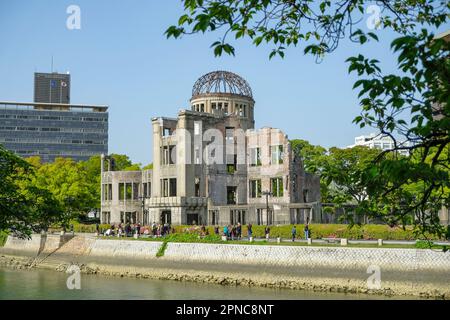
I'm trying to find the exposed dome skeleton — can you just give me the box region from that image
[191,71,253,99]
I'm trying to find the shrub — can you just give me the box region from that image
[415,240,432,249]
[70,221,110,233]
[156,241,168,257]
[323,206,335,214]
[154,233,222,257]
[164,233,221,243]
[0,230,8,247]
[76,222,442,240]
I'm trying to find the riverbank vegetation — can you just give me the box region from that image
[0,145,63,238]
[0,147,148,238]
[0,231,8,247]
[24,154,146,213]
[68,221,110,233]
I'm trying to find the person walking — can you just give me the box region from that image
[291,225,297,242]
[223,225,229,239]
[201,224,206,236]
[136,223,141,237]
[152,222,157,237]
[264,226,270,240]
[236,223,242,240]
[247,223,253,240]
[304,224,309,240]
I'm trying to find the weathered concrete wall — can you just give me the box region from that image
[2,235,450,298]
[88,239,161,259]
[163,242,450,272]
[2,235,43,256]
[1,234,73,257]
[101,170,143,224]
[3,235,450,272]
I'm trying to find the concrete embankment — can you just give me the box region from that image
[1,234,449,299]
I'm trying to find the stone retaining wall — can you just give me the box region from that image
[2,235,450,299]
[3,235,450,272]
[162,242,450,271]
[88,239,161,259]
[3,235,43,255]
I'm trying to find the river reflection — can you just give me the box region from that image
[0,268,414,300]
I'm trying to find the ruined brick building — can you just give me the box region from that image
[100,71,320,226]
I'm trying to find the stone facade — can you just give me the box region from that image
[101,71,320,226]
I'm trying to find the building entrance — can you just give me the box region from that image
[161,210,171,224]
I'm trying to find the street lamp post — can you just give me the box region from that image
[262,191,272,225]
[101,154,116,225]
[138,195,151,225]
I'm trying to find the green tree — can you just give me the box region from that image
[166,1,448,58]
[290,139,331,202]
[0,145,62,238]
[143,163,153,170]
[79,155,103,209]
[167,0,449,236]
[347,30,450,236]
[290,139,327,174]
[360,145,450,236]
[122,164,142,171]
[77,154,142,210]
[107,154,141,171]
[321,146,380,222]
[28,157,97,217]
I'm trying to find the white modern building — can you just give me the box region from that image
[348,133,411,156]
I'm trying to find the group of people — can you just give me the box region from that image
[212,223,310,242]
[291,224,310,241]
[99,221,311,242]
[217,223,248,240]
[100,222,173,238]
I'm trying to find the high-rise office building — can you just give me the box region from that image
[0,101,108,162]
[1,70,108,162]
[34,72,71,104]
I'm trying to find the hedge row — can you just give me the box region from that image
[72,222,111,233]
[47,221,111,234]
[174,224,440,240]
[67,223,441,240]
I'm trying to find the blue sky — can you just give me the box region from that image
[0,1,448,165]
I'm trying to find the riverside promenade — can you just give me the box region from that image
[1,234,450,299]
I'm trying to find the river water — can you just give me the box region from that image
[0,268,412,300]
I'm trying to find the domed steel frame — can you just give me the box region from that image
[192,71,253,99]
